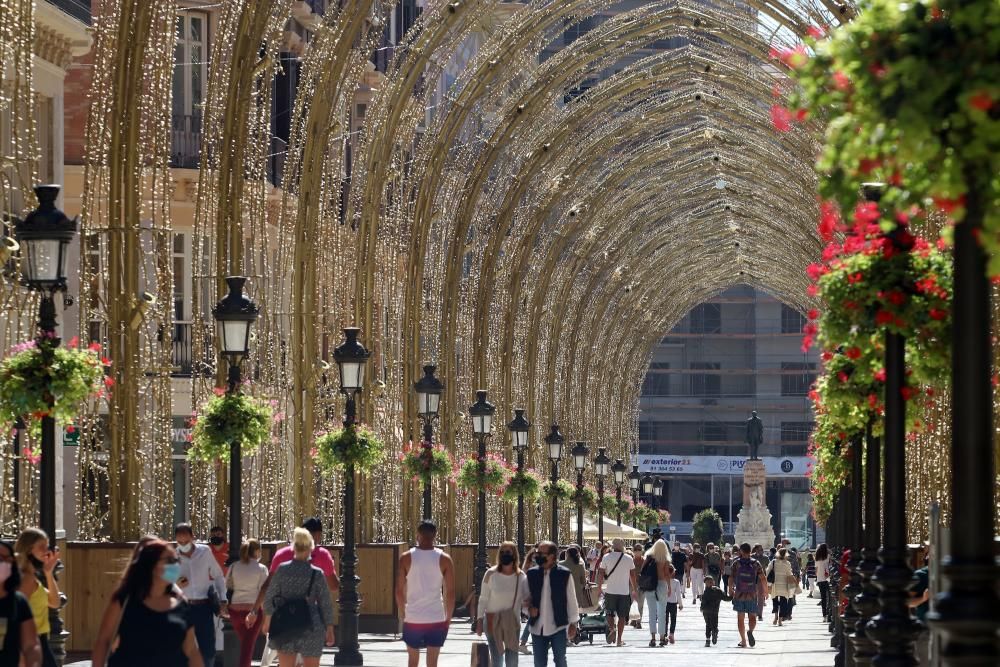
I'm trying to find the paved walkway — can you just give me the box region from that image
[67,590,835,666]
[322,588,836,666]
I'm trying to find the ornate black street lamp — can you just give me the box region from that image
[612,459,627,526]
[14,184,76,545]
[413,364,443,520]
[853,426,882,666]
[628,465,641,503]
[332,327,369,666]
[211,276,259,565]
[469,390,496,598]
[507,409,530,559]
[544,424,565,542]
[866,185,918,665]
[652,477,663,515]
[571,441,589,548]
[594,447,611,544]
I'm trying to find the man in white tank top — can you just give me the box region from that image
[395,520,455,667]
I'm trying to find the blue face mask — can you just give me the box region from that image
[162,562,182,584]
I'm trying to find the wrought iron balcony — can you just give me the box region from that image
[171,114,202,169]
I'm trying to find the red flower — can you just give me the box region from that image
[869,62,887,78]
[806,284,818,297]
[886,290,907,306]
[213,386,226,396]
[874,369,886,383]
[807,309,819,320]
[104,376,115,388]
[969,91,994,112]
[932,195,965,215]
[900,386,915,401]
[818,201,840,241]
[807,25,825,39]
[847,272,864,284]
[806,263,826,281]
[858,158,881,175]
[837,371,849,383]
[845,347,861,360]
[770,104,792,132]
[821,351,834,362]
[929,308,948,321]
[832,70,850,91]
[88,343,101,352]
[854,201,881,226]
[67,336,79,348]
[875,310,894,325]
[795,108,808,122]
[867,393,878,408]
[66,425,75,434]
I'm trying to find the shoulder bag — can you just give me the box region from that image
[269,568,317,640]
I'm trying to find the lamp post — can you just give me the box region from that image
[332,327,369,666]
[867,186,918,665]
[571,441,589,548]
[413,364,443,520]
[470,390,496,598]
[507,409,530,559]
[211,276,259,565]
[640,473,653,531]
[652,477,663,511]
[14,184,76,545]
[853,425,882,667]
[628,465,641,503]
[612,459,627,526]
[545,424,565,542]
[594,447,610,545]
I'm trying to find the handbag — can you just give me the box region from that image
[269,569,317,639]
[207,584,222,615]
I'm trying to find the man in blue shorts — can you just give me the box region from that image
[728,542,767,648]
[396,521,455,667]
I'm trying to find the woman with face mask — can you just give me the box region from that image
[0,539,42,666]
[226,539,268,667]
[476,541,530,666]
[14,529,59,667]
[91,540,205,667]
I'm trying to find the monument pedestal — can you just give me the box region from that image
[735,459,775,548]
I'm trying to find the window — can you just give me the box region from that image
[641,362,670,396]
[690,362,721,396]
[781,304,807,334]
[702,422,727,441]
[780,421,814,442]
[172,11,208,167]
[781,362,816,396]
[690,303,721,333]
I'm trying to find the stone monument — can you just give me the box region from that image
[735,412,775,547]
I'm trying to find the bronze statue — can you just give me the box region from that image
[745,410,763,460]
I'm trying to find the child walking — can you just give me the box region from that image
[699,575,731,646]
[663,564,683,644]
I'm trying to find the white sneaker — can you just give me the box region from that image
[519,644,531,655]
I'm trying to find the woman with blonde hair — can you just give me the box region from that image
[640,539,673,647]
[226,539,269,667]
[262,528,335,666]
[477,541,529,666]
[14,528,60,667]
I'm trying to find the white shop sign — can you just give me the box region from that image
[633,455,811,477]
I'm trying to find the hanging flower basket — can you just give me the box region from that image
[189,390,272,462]
[658,509,671,525]
[313,424,386,474]
[502,469,543,502]
[455,454,510,496]
[803,205,952,389]
[570,485,598,512]
[596,493,618,517]
[615,497,634,518]
[0,338,108,436]
[806,415,855,525]
[400,441,455,486]
[628,502,659,528]
[541,478,574,503]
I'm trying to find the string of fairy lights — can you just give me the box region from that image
[0,0,994,544]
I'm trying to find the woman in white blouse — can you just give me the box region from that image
[477,541,530,667]
[226,539,269,667]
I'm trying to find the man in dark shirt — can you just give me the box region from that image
[670,543,688,599]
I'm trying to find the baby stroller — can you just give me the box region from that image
[575,597,607,645]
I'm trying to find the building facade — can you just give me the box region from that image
[636,285,820,547]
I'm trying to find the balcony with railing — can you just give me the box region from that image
[171,114,202,169]
[170,322,214,377]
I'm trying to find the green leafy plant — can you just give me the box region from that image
[502,469,543,502]
[807,416,855,524]
[541,478,574,502]
[692,508,724,546]
[628,502,659,528]
[0,337,108,438]
[456,454,510,496]
[616,497,634,518]
[313,424,386,473]
[189,390,272,462]
[775,0,999,273]
[596,493,618,517]
[400,442,455,485]
[570,485,597,512]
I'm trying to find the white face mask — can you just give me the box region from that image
[0,562,11,583]
[176,542,193,554]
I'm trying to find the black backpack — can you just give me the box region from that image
[638,555,658,592]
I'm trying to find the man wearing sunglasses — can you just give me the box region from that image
[525,541,578,667]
